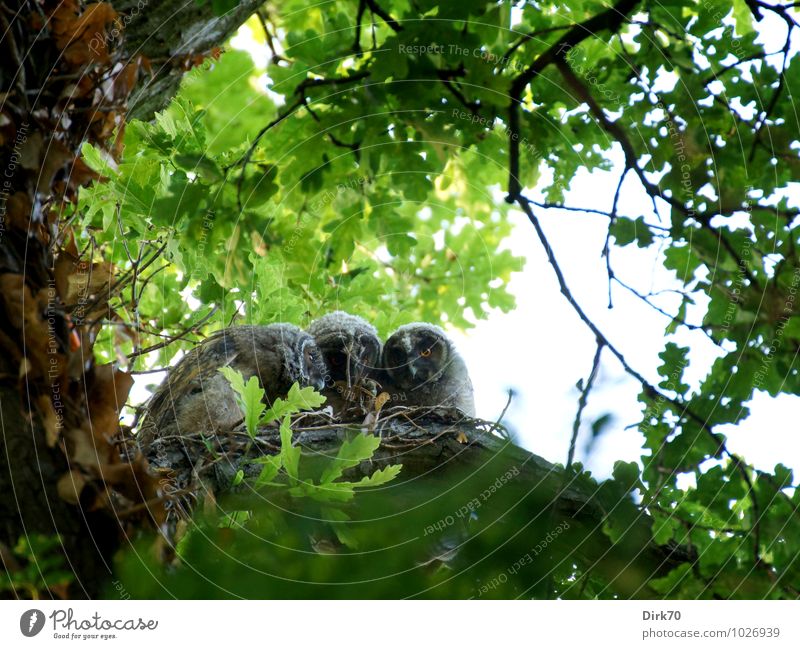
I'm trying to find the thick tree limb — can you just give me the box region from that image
[137,410,694,597]
[112,0,265,120]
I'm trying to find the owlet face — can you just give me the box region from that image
[383,327,450,390]
[297,336,327,391]
[306,312,381,390]
[322,332,381,387]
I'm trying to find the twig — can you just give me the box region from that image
[528,199,670,231]
[556,59,762,290]
[69,238,168,319]
[229,71,370,210]
[436,67,481,115]
[127,306,218,360]
[612,276,717,343]
[513,193,766,568]
[568,341,603,469]
[700,49,776,87]
[256,9,286,64]
[486,389,514,439]
[353,0,367,52]
[603,169,628,309]
[506,0,641,199]
[500,24,573,67]
[748,28,792,162]
[364,0,403,33]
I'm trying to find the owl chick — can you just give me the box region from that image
[306,311,382,420]
[381,323,475,417]
[138,323,327,448]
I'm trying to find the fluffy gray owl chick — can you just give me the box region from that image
[139,324,326,449]
[306,311,382,419]
[381,323,475,416]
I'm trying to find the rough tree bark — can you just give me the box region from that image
[0,0,260,598]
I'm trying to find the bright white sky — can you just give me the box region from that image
[129,9,800,484]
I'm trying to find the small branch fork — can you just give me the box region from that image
[568,340,604,469]
[505,0,641,200]
[227,71,370,210]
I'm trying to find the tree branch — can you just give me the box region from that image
[568,341,604,469]
[364,0,403,33]
[506,0,641,199]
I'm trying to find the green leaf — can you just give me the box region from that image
[240,164,279,206]
[610,217,653,248]
[253,455,282,487]
[612,460,641,493]
[649,564,694,596]
[218,367,266,438]
[657,343,691,395]
[219,510,251,529]
[279,416,300,484]
[322,507,360,549]
[320,434,382,484]
[81,143,116,177]
[262,383,326,424]
[173,152,223,183]
[351,464,403,488]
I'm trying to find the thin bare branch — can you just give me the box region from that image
[568,341,603,469]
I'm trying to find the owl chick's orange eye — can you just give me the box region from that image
[420,348,432,358]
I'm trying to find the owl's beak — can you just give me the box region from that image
[314,376,326,391]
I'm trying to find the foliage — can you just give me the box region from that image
[209,369,401,550]
[77,41,522,370]
[0,535,74,599]
[73,0,800,597]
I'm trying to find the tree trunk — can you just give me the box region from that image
[0,0,259,598]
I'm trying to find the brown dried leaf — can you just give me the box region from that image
[49,583,71,600]
[57,469,87,505]
[54,249,77,304]
[5,192,31,230]
[100,456,160,506]
[36,139,72,195]
[51,2,119,66]
[374,391,390,413]
[64,260,114,316]
[202,489,217,518]
[69,154,101,189]
[86,364,133,441]
[139,55,152,77]
[36,395,62,447]
[0,541,23,572]
[64,425,107,470]
[18,131,43,170]
[0,274,62,380]
[18,357,33,379]
[113,61,139,101]
[66,366,132,472]
[0,112,15,148]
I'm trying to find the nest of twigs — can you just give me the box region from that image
[117,406,509,530]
